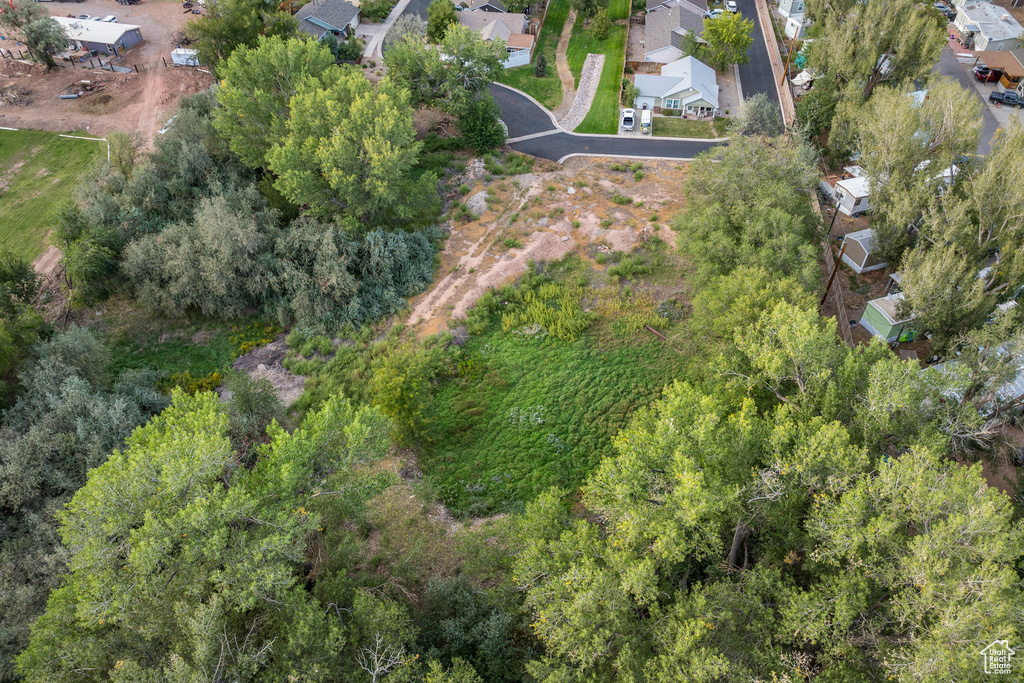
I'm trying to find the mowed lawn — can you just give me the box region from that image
[568,0,630,134]
[0,129,101,261]
[652,116,718,138]
[495,0,570,111]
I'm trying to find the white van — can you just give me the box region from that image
[100,15,117,22]
[640,109,652,134]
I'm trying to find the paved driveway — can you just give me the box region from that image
[492,84,722,162]
[735,0,782,118]
[933,47,1001,156]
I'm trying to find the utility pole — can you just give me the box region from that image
[821,240,847,307]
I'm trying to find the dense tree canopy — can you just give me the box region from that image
[513,303,1024,683]
[701,12,754,72]
[185,0,298,70]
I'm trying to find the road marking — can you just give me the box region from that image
[505,129,560,144]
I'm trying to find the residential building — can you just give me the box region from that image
[643,1,707,63]
[52,16,142,56]
[646,0,706,14]
[295,0,360,41]
[976,48,1024,91]
[954,3,1024,51]
[468,0,509,12]
[778,0,804,18]
[633,55,718,115]
[458,9,534,67]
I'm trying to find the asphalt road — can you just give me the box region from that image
[933,48,999,156]
[399,0,432,20]
[735,0,782,118]
[492,84,722,161]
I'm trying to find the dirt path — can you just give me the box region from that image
[405,157,691,336]
[552,9,578,121]
[31,245,61,275]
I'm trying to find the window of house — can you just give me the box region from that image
[664,98,680,109]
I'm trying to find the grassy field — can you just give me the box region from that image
[567,1,629,135]
[652,116,718,138]
[0,129,102,262]
[418,246,691,517]
[494,0,570,111]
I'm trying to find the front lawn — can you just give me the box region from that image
[569,21,627,134]
[494,0,570,111]
[652,116,719,138]
[0,129,102,261]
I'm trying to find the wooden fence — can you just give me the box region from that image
[753,0,796,125]
[822,241,855,347]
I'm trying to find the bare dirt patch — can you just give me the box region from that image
[406,156,690,336]
[226,334,306,408]
[0,0,211,146]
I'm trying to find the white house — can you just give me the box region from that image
[834,175,870,216]
[778,0,805,18]
[458,10,534,68]
[954,3,1024,52]
[785,15,807,39]
[633,55,718,115]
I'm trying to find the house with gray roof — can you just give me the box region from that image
[633,55,718,115]
[295,0,360,41]
[646,0,706,14]
[644,2,707,63]
[469,0,509,11]
[458,9,534,67]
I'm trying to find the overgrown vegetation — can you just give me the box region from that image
[494,0,569,110]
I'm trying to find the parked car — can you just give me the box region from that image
[725,0,737,12]
[76,14,91,19]
[990,91,1024,107]
[621,108,635,131]
[640,109,651,134]
[100,15,117,21]
[973,65,1002,82]
[704,8,724,18]
[933,2,950,11]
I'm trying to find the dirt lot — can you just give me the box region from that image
[0,0,211,146]
[406,155,689,336]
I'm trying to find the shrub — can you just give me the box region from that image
[460,94,506,152]
[600,219,613,227]
[534,53,547,77]
[459,184,470,195]
[611,194,633,205]
[163,370,223,394]
[629,162,643,172]
[634,170,645,181]
[549,207,564,218]
[607,253,654,281]
[500,281,595,342]
[504,237,523,248]
[595,252,609,264]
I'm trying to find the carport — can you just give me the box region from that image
[975,50,1024,92]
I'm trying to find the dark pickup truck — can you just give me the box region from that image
[990,91,1024,107]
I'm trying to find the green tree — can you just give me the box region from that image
[0,248,38,319]
[0,0,45,30]
[533,53,547,77]
[385,14,426,52]
[121,185,280,319]
[897,243,994,353]
[621,79,639,107]
[570,0,599,19]
[590,9,610,44]
[855,79,982,264]
[677,27,701,58]
[16,390,393,682]
[729,92,782,136]
[806,0,945,101]
[21,17,67,69]
[459,93,506,152]
[427,0,458,43]
[0,329,166,682]
[370,337,460,443]
[701,12,754,72]
[214,34,335,169]
[185,0,298,70]
[268,68,438,225]
[385,23,506,116]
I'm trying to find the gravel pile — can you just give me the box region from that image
[558,54,605,131]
